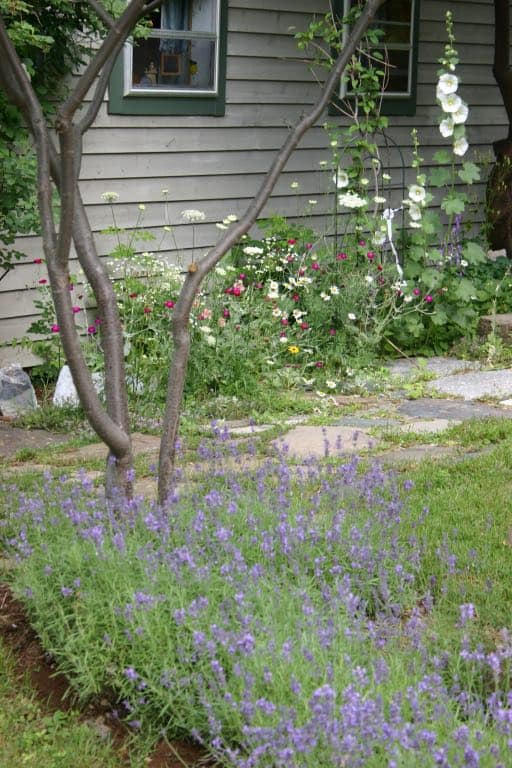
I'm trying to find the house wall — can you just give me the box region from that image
[0,0,507,365]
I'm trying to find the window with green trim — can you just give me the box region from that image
[331,0,420,116]
[108,0,227,116]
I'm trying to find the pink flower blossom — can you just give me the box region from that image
[87,325,97,334]
[33,258,43,264]
[287,239,296,245]
[292,294,300,302]
[50,324,60,333]
[305,243,313,250]
[129,292,138,299]
[336,252,348,261]
[143,307,152,314]
[413,288,420,296]
[38,278,47,284]
[329,328,336,336]
[164,300,175,309]
[424,294,433,303]
[71,306,81,314]
[223,308,230,318]
[315,361,324,368]
[311,262,320,271]
[300,322,309,330]
[367,251,375,260]
[281,318,289,326]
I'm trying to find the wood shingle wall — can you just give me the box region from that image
[0,0,507,364]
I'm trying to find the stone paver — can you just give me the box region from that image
[386,356,481,379]
[396,398,512,421]
[393,418,459,435]
[427,369,512,401]
[275,426,377,459]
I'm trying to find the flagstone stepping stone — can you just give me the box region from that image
[386,356,481,379]
[397,398,512,420]
[393,418,459,434]
[276,425,377,458]
[426,369,512,401]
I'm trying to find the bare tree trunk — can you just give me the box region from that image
[157,0,386,504]
[0,1,159,500]
[487,0,512,254]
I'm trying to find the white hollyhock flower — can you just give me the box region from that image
[338,192,367,208]
[452,102,469,125]
[409,203,422,222]
[439,93,462,114]
[408,184,426,204]
[453,136,469,156]
[440,117,454,137]
[437,73,459,95]
[334,170,349,188]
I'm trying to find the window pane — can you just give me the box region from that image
[149,0,218,34]
[132,37,216,90]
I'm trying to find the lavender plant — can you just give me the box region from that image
[2,438,512,766]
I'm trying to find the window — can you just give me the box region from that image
[108,0,228,116]
[331,0,420,116]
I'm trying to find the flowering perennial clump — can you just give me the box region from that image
[3,439,512,766]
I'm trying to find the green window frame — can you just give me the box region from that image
[330,0,420,117]
[108,0,228,116]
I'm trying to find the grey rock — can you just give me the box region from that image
[426,369,512,401]
[386,356,481,380]
[0,364,38,417]
[53,365,103,407]
[276,425,377,459]
[397,398,512,420]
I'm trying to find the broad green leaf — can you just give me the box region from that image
[454,278,477,302]
[441,194,466,215]
[458,162,480,185]
[433,150,452,165]
[428,167,452,187]
[431,308,448,325]
[421,268,443,289]
[463,241,487,265]
[421,211,441,235]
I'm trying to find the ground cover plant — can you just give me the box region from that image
[2,431,512,767]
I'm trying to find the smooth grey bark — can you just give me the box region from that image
[156,0,386,504]
[0,0,385,505]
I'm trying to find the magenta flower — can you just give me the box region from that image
[33,258,43,264]
[413,288,420,296]
[87,325,97,334]
[336,252,348,261]
[38,278,47,284]
[367,251,376,260]
[71,306,81,314]
[280,318,289,326]
[315,360,324,368]
[424,294,433,303]
[50,324,60,333]
[164,300,175,309]
[222,308,230,319]
[143,307,152,314]
[329,328,336,336]
[287,238,296,245]
[311,262,320,271]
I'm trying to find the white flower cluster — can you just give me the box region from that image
[181,209,206,223]
[402,183,427,229]
[437,72,469,156]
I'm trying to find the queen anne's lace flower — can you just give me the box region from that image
[338,192,367,209]
[181,209,206,222]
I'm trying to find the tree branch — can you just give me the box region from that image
[86,0,115,29]
[157,0,387,503]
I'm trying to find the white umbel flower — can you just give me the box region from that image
[181,209,206,222]
[338,192,367,209]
